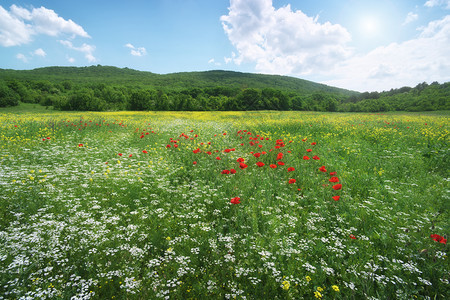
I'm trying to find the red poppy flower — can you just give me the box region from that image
[118,153,123,156]
[311,142,317,145]
[288,178,296,184]
[332,195,340,201]
[216,156,221,160]
[193,148,200,154]
[430,234,447,244]
[276,153,283,160]
[142,150,148,154]
[230,169,237,174]
[287,167,295,172]
[129,154,133,157]
[237,158,245,163]
[277,161,285,166]
[269,164,277,169]
[224,149,231,153]
[174,144,178,148]
[312,155,320,160]
[78,143,83,147]
[166,144,171,148]
[306,149,312,152]
[332,184,342,190]
[349,234,357,240]
[303,156,310,160]
[319,166,327,172]
[239,162,248,169]
[193,161,197,165]
[230,197,241,204]
[221,169,230,174]
[330,172,337,176]
[256,162,265,167]
[206,151,212,155]
[329,177,339,183]
[253,152,261,158]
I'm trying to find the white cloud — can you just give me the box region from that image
[0,4,89,47]
[67,56,75,63]
[424,0,450,9]
[125,43,147,56]
[220,0,352,75]
[208,58,221,66]
[402,12,418,25]
[323,15,450,91]
[0,6,33,46]
[60,40,96,62]
[16,53,28,62]
[34,48,46,57]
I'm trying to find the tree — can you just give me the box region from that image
[0,81,19,107]
[129,89,152,110]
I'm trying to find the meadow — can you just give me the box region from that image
[0,106,448,299]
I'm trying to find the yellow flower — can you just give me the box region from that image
[281,280,290,290]
[332,285,340,292]
[314,291,322,298]
[305,276,312,282]
[317,287,324,292]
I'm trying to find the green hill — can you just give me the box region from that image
[0,65,357,97]
[2,65,447,112]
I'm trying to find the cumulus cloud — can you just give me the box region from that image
[220,0,352,75]
[402,12,418,25]
[34,48,46,57]
[323,15,450,91]
[0,4,90,47]
[125,43,147,56]
[16,53,28,62]
[424,0,450,9]
[60,40,96,62]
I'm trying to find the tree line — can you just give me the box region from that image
[1,78,448,112]
[0,79,344,112]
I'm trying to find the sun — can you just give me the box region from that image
[360,16,379,35]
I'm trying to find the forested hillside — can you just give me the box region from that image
[0,65,448,111]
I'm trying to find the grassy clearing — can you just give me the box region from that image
[0,109,448,299]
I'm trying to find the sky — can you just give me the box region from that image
[0,0,449,92]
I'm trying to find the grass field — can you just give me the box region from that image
[0,105,448,299]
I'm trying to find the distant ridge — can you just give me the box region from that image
[0,65,358,97]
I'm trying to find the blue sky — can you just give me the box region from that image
[0,0,449,91]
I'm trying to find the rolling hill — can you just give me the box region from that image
[0,65,358,97]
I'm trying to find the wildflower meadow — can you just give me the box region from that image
[0,108,448,299]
